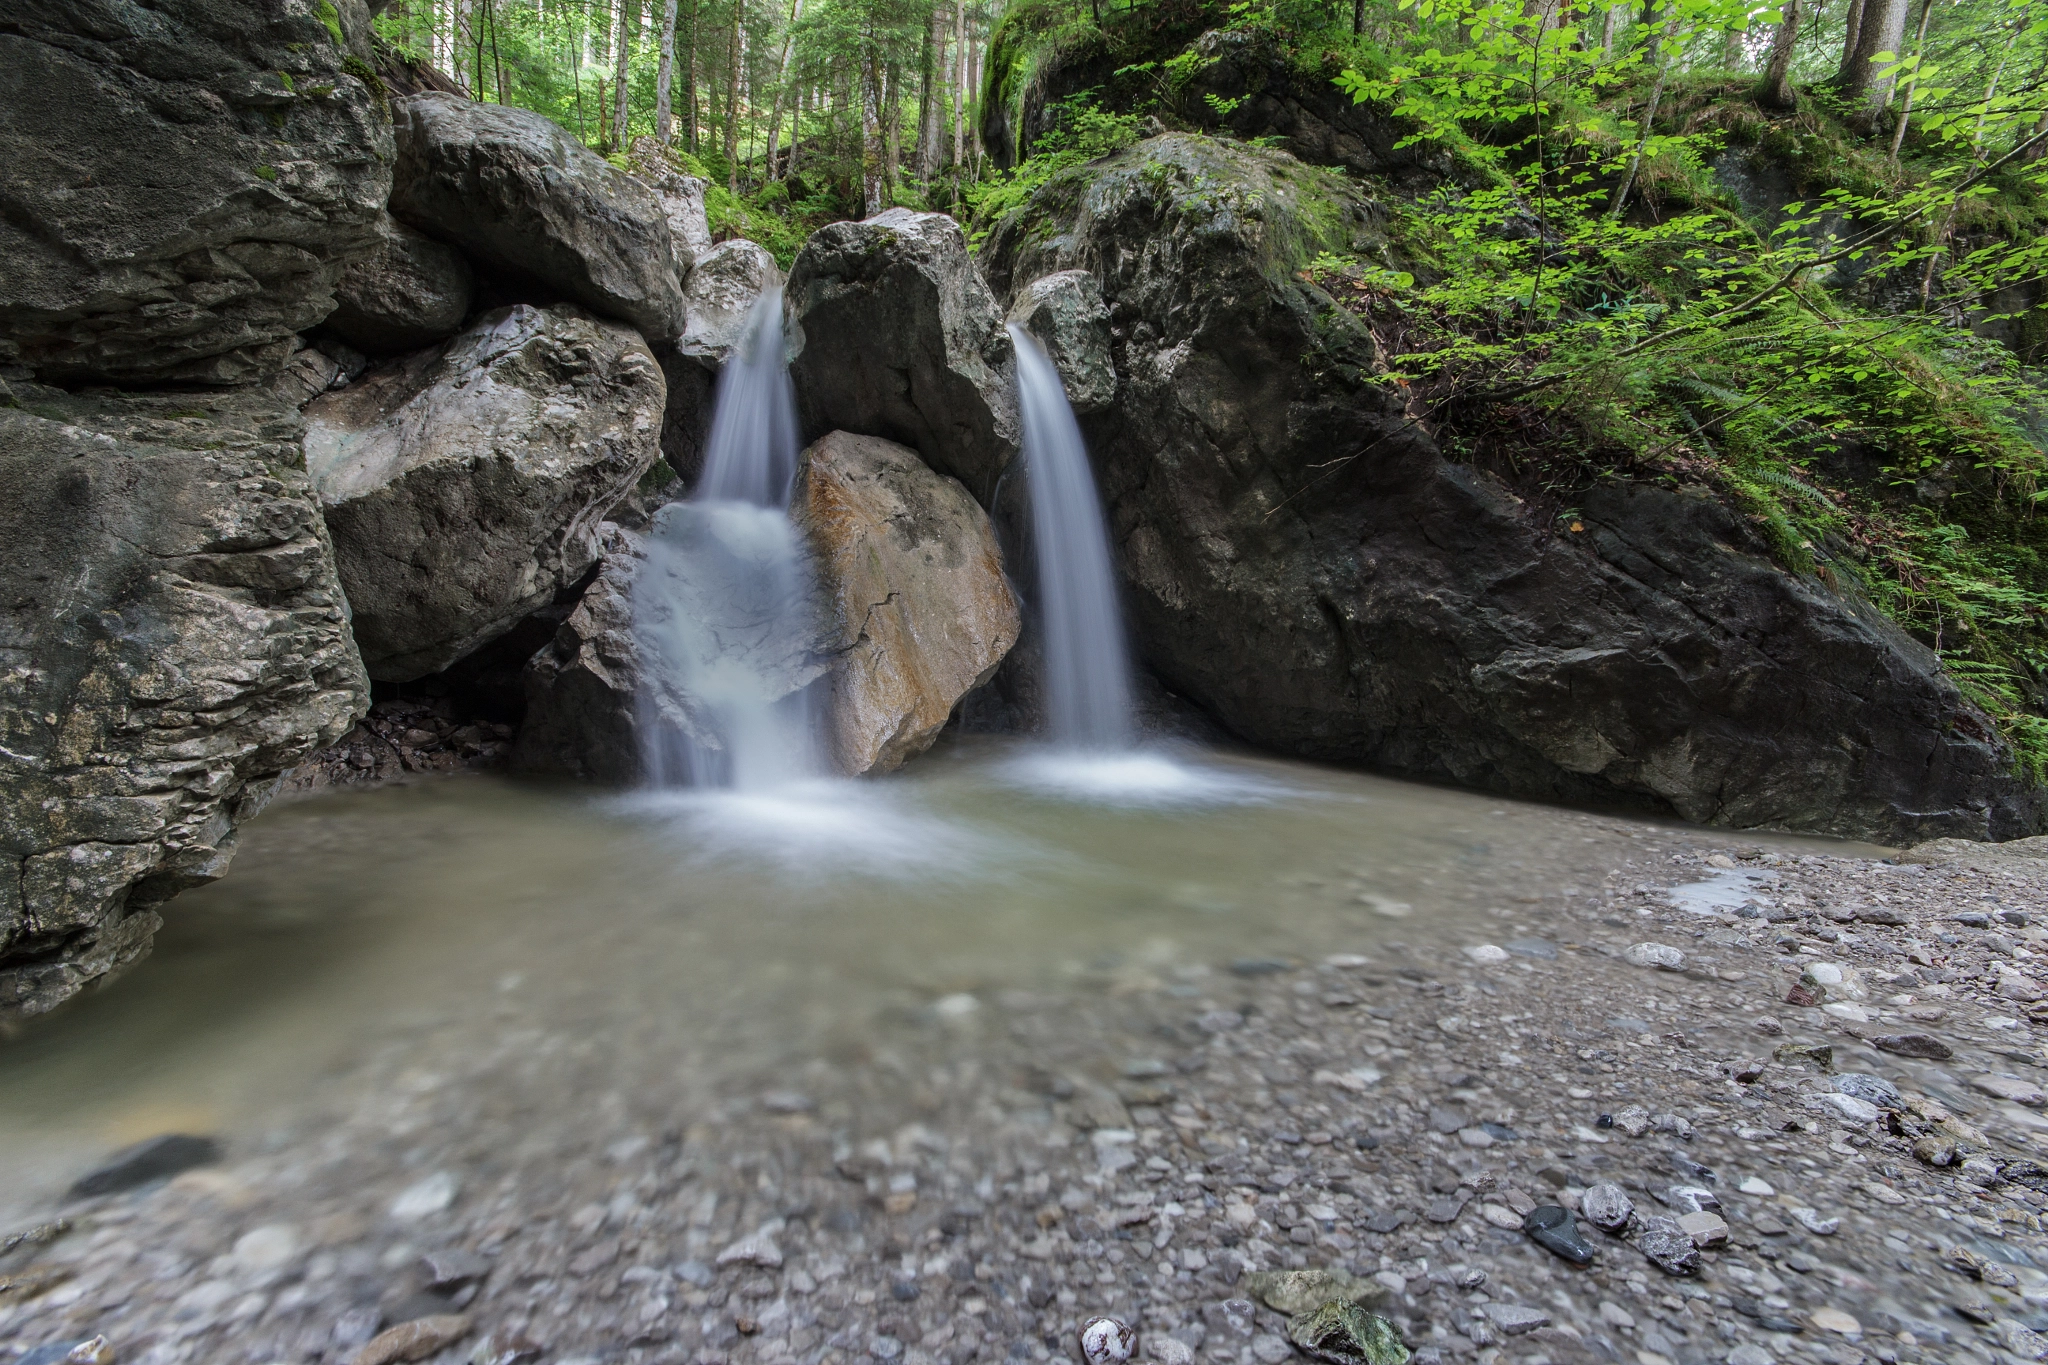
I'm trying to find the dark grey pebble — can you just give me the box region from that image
[68,1134,220,1198]
[1523,1205,1594,1264]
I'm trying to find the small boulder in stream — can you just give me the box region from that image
[390,93,686,338]
[788,210,1020,503]
[794,432,1021,774]
[304,303,665,682]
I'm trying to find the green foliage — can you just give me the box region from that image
[965,88,1142,237]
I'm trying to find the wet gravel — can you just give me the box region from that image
[4,824,2048,1365]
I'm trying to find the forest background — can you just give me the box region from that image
[372,0,2048,775]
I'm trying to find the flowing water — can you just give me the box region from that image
[635,290,823,790]
[1008,325,1136,753]
[0,739,1856,1224]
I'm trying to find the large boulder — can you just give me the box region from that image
[1007,270,1116,415]
[794,433,1022,774]
[661,240,782,486]
[0,0,393,385]
[323,214,476,354]
[0,381,368,1021]
[304,303,665,682]
[981,134,2041,843]
[515,526,648,785]
[628,136,715,274]
[390,94,686,339]
[787,210,1020,504]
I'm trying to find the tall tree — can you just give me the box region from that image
[614,0,638,151]
[1838,0,1907,108]
[657,0,680,143]
[1758,0,1801,108]
[1887,0,1935,159]
[952,0,967,167]
[725,2,744,190]
[764,0,808,180]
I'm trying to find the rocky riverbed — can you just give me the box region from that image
[3,764,2046,1365]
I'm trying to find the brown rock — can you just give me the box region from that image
[1872,1032,1953,1060]
[349,1313,470,1365]
[792,432,1021,775]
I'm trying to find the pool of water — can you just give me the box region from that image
[0,737,1859,1224]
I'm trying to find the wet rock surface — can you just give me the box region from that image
[7,815,2048,1364]
[794,433,1022,776]
[1006,272,1116,416]
[513,525,650,785]
[788,210,1021,504]
[0,0,393,385]
[0,381,367,1023]
[389,94,686,339]
[979,133,2041,844]
[304,303,664,681]
[663,241,784,487]
[322,215,477,356]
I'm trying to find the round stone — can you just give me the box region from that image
[1810,1307,1860,1334]
[1080,1317,1136,1365]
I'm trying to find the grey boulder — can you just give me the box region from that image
[516,526,649,785]
[0,0,394,385]
[794,433,1021,774]
[323,214,476,354]
[788,209,1020,503]
[628,136,714,274]
[1007,270,1116,414]
[662,239,783,486]
[980,133,2038,843]
[390,94,686,338]
[304,304,665,681]
[0,383,368,1021]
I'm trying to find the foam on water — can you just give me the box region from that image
[999,746,1294,808]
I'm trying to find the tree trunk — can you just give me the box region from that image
[967,24,982,168]
[1837,0,1906,110]
[657,0,679,142]
[724,6,743,191]
[1886,0,1935,159]
[1600,2,1621,52]
[882,58,903,200]
[952,0,967,168]
[916,4,946,179]
[1837,0,1867,81]
[613,0,636,152]
[1353,0,1364,36]
[763,0,805,180]
[683,0,699,151]
[1757,0,1800,109]
[453,0,475,96]
[1611,19,1676,217]
[861,56,886,216]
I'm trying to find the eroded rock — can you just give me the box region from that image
[304,304,664,681]
[794,433,1021,775]
[0,0,393,384]
[0,384,368,1020]
[662,241,783,485]
[788,209,1020,502]
[390,94,685,338]
[323,214,476,354]
[1007,269,1116,414]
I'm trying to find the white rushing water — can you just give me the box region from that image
[1008,324,1136,751]
[634,289,823,790]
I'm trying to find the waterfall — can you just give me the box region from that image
[1008,324,1136,751]
[634,289,823,790]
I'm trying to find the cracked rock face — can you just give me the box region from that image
[515,527,649,785]
[794,432,1020,775]
[304,303,665,682]
[0,0,394,385]
[981,133,2040,842]
[0,382,369,1021]
[390,94,686,339]
[787,210,1020,505]
[322,213,476,355]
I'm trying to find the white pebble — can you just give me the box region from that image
[1080,1316,1136,1365]
[1624,942,1685,971]
[1465,944,1510,964]
[388,1172,458,1221]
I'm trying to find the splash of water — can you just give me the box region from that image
[1008,324,1136,751]
[634,289,824,790]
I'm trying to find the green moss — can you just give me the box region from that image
[314,0,345,46]
[253,165,279,182]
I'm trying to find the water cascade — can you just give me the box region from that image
[1008,324,1137,751]
[634,289,824,790]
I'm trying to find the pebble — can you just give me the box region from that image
[1633,1216,1699,1275]
[1079,1316,1135,1365]
[388,1172,458,1221]
[1624,942,1686,970]
[1813,1092,1880,1123]
[1832,1073,1900,1107]
[1480,1303,1550,1335]
[1872,1032,1952,1059]
[1725,1347,1776,1365]
[1808,1307,1860,1335]
[348,1314,470,1365]
[1738,1177,1775,1195]
[1522,1205,1595,1264]
[16,1338,113,1365]
[1251,1334,1293,1365]
[66,1134,220,1198]
[716,1229,785,1268]
[1579,1182,1634,1232]
[1463,944,1509,964]
[1147,1337,1194,1365]
[1973,1073,2047,1105]
[470,1329,545,1365]
[1607,1105,1651,1137]
[1506,938,1557,959]
[1790,1207,1841,1235]
[230,1223,300,1274]
[418,1249,491,1292]
[1676,1211,1729,1246]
